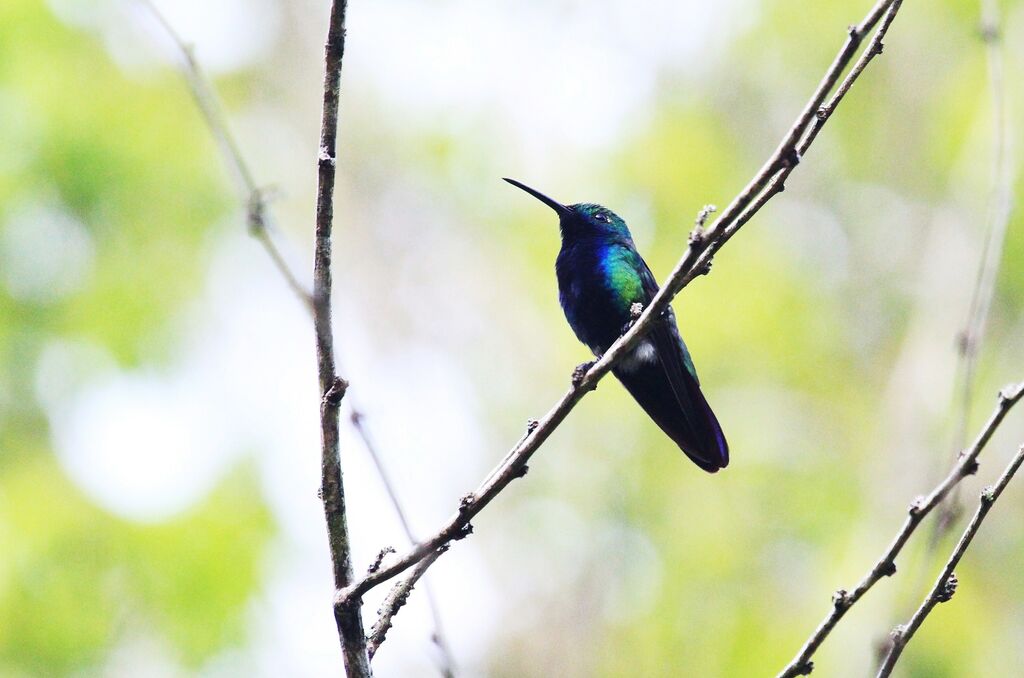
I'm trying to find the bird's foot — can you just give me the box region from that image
[571,361,595,388]
[618,303,646,334]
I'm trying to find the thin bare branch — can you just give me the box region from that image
[137,0,313,310]
[337,0,908,609]
[931,0,1017,542]
[139,3,455,670]
[957,0,1015,446]
[367,546,448,661]
[351,412,456,675]
[776,381,1024,678]
[310,2,372,675]
[877,439,1024,676]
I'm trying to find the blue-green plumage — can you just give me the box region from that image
[505,178,729,472]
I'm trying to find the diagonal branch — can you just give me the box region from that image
[776,381,1024,678]
[930,0,1018,543]
[137,0,314,311]
[351,412,456,675]
[366,546,448,661]
[340,0,908,611]
[877,439,1024,676]
[954,0,1016,449]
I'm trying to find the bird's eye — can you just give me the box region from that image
[595,213,609,223]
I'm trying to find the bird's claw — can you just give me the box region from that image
[572,361,595,388]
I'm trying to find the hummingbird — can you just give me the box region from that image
[505,178,728,472]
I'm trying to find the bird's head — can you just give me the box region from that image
[504,178,632,242]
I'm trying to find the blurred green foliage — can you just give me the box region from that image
[0,2,272,674]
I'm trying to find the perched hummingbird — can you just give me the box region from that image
[505,178,729,472]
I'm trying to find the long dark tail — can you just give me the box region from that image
[614,361,729,472]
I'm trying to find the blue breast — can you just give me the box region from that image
[556,241,643,355]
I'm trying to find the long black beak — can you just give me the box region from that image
[503,178,572,217]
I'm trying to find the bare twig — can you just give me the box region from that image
[877,440,1024,676]
[138,3,456,670]
[693,204,717,231]
[310,2,372,676]
[776,382,1024,678]
[367,546,449,661]
[931,0,1017,543]
[336,0,908,609]
[956,0,1015,451]
[351,412,456,675]
[137,0,314,310]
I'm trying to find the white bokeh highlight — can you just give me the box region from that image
[1,198,95,304]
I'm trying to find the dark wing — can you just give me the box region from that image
[621,256,729,471]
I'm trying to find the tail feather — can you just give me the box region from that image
[615,361,729,472]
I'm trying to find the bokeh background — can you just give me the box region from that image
[2,0,1023,676]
